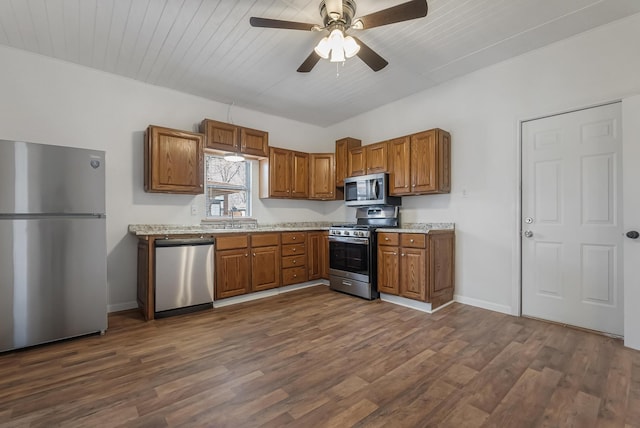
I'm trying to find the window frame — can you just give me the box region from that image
[204,153,252,219]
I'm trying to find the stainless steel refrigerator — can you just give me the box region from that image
[0,140,107,352]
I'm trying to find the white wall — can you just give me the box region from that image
[0,45,341,310]
[328,13,640,314]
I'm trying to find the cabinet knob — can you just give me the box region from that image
[293,248,296,252]
[401,253,405,257]
[292,236,296,240]
[245,253,248,257]
[405,185,409,188]
[385,237,390,241]
[393,252,397,256]
[293,274,297,278]
[293,260,297,264]
[253,253,256,257]
[410,239,414,243]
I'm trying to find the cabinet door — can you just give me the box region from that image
[307,232,323,280]
[377,245,400,295]
[322,232,330,280]
[366,141,388,174]
[388,136,411,195]
[400,247,427,301]
[428,233,455,308]
[241,127,269,157]
[410,130,437,194]
[200,119,238,152]
[347,147,366,177]
[268,147,291,198]
[309,153,336,200]
[215,248,250,299]
[145,126,204,194]
[336,138,361,186]
[251,245,280,291]
[291,151,309,199]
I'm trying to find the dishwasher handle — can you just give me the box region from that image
[155,237,215,247]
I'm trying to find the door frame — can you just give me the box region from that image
[514,99,622,319]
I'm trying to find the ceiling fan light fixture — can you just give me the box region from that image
[330,46,345,63]
[223,152,245,162]
[343,35,360,58]
[314,36,331,59]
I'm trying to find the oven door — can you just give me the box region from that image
[328,236,371,283]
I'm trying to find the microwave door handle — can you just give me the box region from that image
[372,179,379,199]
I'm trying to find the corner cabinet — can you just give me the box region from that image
[144,125,204,194]
[377,231,455,309]
[200,118,269,158]
[389,129,451,195]
[259,147,309,199]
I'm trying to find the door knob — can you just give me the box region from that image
[523,230,533,238]
[626,230,640,239]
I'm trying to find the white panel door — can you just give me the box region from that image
[522,103,623,336]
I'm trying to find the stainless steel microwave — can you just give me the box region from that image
[343,173,401,207]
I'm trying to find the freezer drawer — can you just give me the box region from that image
[155,238,214,316]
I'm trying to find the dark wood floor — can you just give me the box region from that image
[1,285,639,427]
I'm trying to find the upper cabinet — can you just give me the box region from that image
[259,147,309,199]
[144,125,204,194]
[200,118,268,158]
[335,137,361,186]
[347,141,389,177]
[389,129,451,195]
[309,153,336,200]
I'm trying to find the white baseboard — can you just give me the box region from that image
[108,301,138,313]
[380,293,433,313]
[454,294,513,315]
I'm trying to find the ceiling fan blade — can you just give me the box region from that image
[297,51,322,73]
[351,36,388,72]
[324,0,343,18]
[250,17,317,31]
[355,0,428,29]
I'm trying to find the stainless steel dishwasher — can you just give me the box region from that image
[155,237,215,318]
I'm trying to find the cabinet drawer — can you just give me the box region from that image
[400,233,426,248]
[282,255,306,268]
[378,233,399,246]
[281,232,306,244]
[282,243,306,256]
[282,266,308,285]
[251,233,280,247]
[216,234,248,250]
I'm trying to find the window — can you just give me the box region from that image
[205,154,251,218]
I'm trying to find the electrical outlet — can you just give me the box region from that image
[191,205,198,216]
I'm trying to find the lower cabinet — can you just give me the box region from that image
[307,231,324,281]
[377,231,455,309]
[215,234,251,300]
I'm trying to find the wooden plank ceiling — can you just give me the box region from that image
[0,0,639,126]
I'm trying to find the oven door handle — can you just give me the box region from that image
[328,236,370,245]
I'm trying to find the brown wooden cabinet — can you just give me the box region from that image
[377,231,455,309]
[144,125,204,194]
[215,234,250,300]
[281,232,307,285]
[322,231,330,280]
[200,118,268,158]
[389,129,451,195]
[307,231,323,281]
[309,153,337,200]
[260,147,309,199]
[335,137,361,186]
[250,233,281,292]
[347,141,388,177]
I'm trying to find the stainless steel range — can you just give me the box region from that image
[329,206,399,300]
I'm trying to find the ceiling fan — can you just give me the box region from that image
[249,0,428,73]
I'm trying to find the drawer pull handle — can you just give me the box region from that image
[292,237,296,240]
[293,274,297,278]
[385,237,389,241]
[342,281,352,286]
